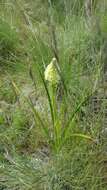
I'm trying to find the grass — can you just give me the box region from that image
[0,0,107,189]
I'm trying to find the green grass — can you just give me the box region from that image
[0,0,107,189]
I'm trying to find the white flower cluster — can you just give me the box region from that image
[44,58,60,85]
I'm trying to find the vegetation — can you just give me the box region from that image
[0,0,107,189]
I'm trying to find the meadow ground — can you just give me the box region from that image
[0,1,107,189]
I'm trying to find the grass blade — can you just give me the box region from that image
[61,92,94,146]
[70,133,94,142]
[38,67,55,127]
[11,79,51,142]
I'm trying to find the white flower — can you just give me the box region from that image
[44,58,60,84]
